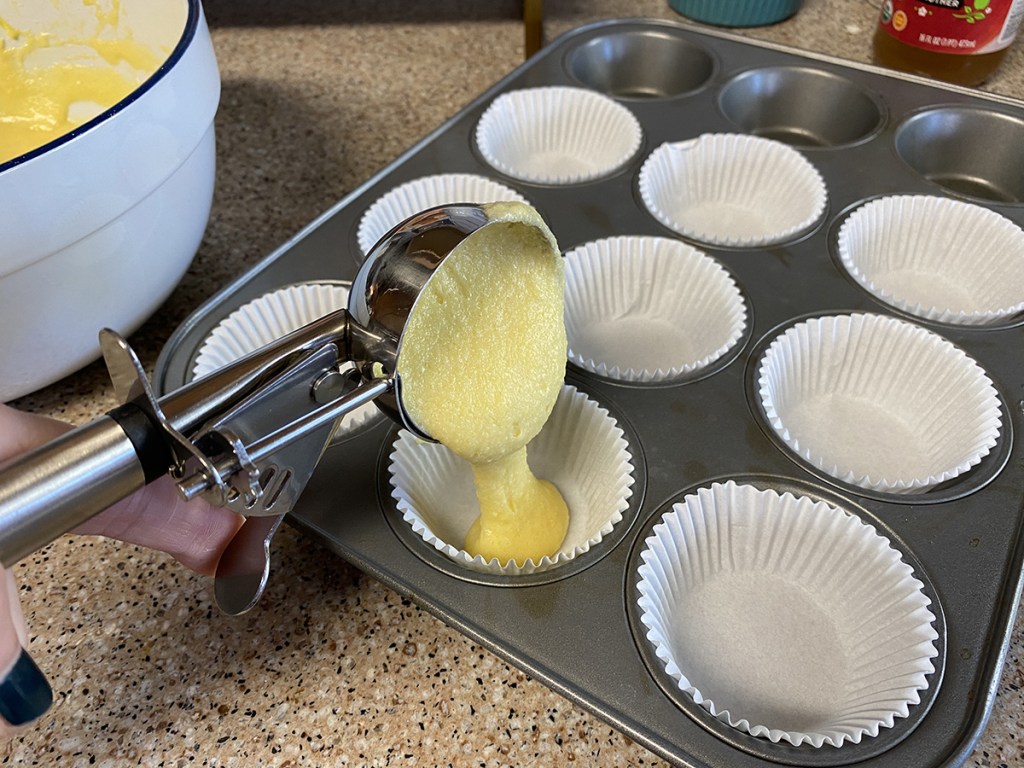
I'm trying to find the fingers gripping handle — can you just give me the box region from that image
[0,329,197,568]
[0,410,156,567]
[0,312,358,570]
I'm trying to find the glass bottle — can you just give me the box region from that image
[873,0,1024,86]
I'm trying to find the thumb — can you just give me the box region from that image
[0,567,51,736]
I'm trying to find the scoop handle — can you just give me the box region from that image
[0,410,154,567]
[0,307,366,570]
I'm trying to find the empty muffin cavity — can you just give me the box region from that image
[636,480,939,748]
[837,195,1024,326]
[639,133,827,247]
[719,66,882,147]
[475,86,642,185]
[895,108,1024,204]
[566,29,714,99]
[564,235,747,382]
[757,313,1002,493]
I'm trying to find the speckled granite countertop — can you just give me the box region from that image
[5,0,1024,765]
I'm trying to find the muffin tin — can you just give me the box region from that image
[154,19,1024,768]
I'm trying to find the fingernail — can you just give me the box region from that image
[0,648,52,726]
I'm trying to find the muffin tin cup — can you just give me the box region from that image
[635,480,939,749]
[718,66,884,148]
[638,133,827,247]
[836,195,1024,326]
[388,384,635,576]
[565,28,715,99]
[895,107,1024,204]
[474,86,643,185]
[191,282,380,439]
[756,313,1002,494]
[564,235,748,383]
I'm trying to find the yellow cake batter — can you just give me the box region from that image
[0,1,161,163]
[397,202,569,566]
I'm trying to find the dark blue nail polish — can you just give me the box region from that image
[0,648,52,726]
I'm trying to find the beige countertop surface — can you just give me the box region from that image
[5,0,1024,765]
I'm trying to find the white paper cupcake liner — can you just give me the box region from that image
[837,195,1024,326]
[192,283,380,437]
[757,313,1002,493]
[638,133,827,247]
[475,86,643,185]
[356,174,529,256]
[389,384,635,575]
[636,480,939,748]
[564,236,747,382]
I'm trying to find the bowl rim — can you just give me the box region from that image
[0,0,201,175]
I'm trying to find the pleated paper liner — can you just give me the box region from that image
[564,235,748,382]
[191,282,381,438]
[355,173,529,257]
[638,133,827,247]
[837,195,1024,326]
[475,86,643,185]
[757,313,1002,494]
[635,480,939,749]
[388,384,635,576]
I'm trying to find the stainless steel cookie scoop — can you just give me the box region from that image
[0,202,514,614]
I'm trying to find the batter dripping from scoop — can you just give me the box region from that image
[397,202,569,566]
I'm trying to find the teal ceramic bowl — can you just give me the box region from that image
[668,0,803,27]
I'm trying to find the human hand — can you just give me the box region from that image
[0,404,243,735]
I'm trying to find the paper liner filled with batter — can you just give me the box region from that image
[638,133,826,247]
[564,235,747,382]
[757,313,1001,493]
[475,86,642,184]
[356,173,529,257]
[837,195,1024,326]
[192,282,380,437]
[389,384,635,575]
[636,480,939,748]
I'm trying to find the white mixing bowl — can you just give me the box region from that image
[0,0,220,401]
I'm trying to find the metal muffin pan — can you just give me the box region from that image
[155,19,1024,768]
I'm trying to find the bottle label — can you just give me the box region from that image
[879,0,1024,54]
